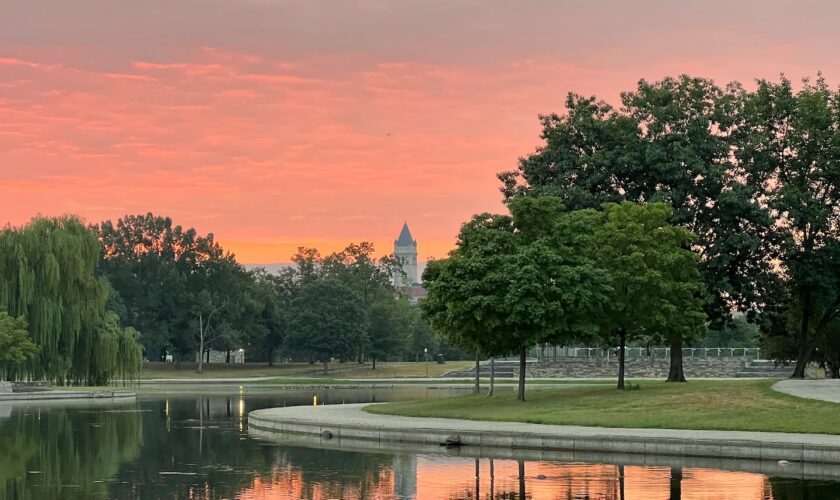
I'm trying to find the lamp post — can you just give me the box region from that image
[424,347,429,378]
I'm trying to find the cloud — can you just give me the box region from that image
[3,1,840,262]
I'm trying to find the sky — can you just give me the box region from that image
[2,0,840,264]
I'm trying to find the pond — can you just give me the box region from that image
[1,385,839,499]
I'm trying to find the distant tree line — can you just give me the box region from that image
[0,213,458,385]
[424,74,840,398]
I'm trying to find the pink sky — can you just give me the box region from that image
[2,1,839,263]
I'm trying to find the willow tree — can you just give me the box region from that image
[0,216,140,385]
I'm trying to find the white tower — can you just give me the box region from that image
[394,222,418,287]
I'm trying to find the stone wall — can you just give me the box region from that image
[523,356,749,378]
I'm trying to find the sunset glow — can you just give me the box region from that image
[3,1,840,263]
[236,456,773,499]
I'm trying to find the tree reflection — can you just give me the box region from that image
[0,402,142,499]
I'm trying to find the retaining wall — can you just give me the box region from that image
[524,356,748,378]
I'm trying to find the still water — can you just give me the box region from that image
[1,386,839,499]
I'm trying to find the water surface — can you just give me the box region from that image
[1,386,838,499]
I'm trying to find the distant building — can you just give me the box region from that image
[394,222,418,287]
[393,222,427,303]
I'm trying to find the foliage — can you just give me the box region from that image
[736,76,840,377]
[0,216,141,385]
[422,196,611,400]
[0,312,38,379]
[285,279,367,373]
[285,243,422,366]
[585,203,708,387]
[499,75,775,380]
[697,315,760,348]
[95,213,230,360]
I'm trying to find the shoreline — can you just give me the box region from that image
[248,403,840,465]
[0,390,136,402]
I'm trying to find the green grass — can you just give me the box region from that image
[366,379,840,434]
[140,361,476,380]
[250,377,613,386]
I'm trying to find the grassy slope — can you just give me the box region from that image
[139,361,475,380]
[366,380,840,434]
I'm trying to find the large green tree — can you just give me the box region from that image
[0,216,140,385]
[500,75,774,381]
[422,196,609,401]
[736,76,840,378]
[96,213,233,361]
[582,203,708,388]
[286,279,367,374]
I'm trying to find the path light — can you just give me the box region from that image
[313,395,317,406]
[424,347,429,377]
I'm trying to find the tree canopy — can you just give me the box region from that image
[423,196,611,400]
[0,216,142,385]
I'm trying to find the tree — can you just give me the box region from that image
[244,269,288,365]
[736,75,840,378]
[0,216,142,385]
[0,312,38,380]
[500,75,774,382]
[286,279,367,374]
[404,304,438,362]
[422,196,609,401]
[366,296,409,369]
[95,213,229,361]
[320,242,402,363]
[584,203,708,388]
[190,257,253,373]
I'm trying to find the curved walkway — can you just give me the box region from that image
[772,379,840,403]
[249,403,840,464]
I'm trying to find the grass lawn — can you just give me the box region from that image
[140,361,475,380]
[365,379,840,434]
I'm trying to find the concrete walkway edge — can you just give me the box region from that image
[249,403,840,465]
[0,391,136,402]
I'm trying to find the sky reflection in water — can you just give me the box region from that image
[0,387,838,499]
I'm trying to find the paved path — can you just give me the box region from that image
[773,379,840,403]
[249,403,840,464]
[251,403,840,446]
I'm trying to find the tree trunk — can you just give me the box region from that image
[225,349,231,364]
[197,314,205,374]
[488,356,495,397]
[617,329,626,390]
[667,337,687,382]
[793,289,814,378]
[268,348,275,367]
[474,350,480,394]
[323,359,328,375]
[518,347,526,402]
[372,356,376,370]
[792,339,817,379]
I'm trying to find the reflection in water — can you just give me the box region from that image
[0,400,142,499]
[235,453,781,499]
[1,388,840,499]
